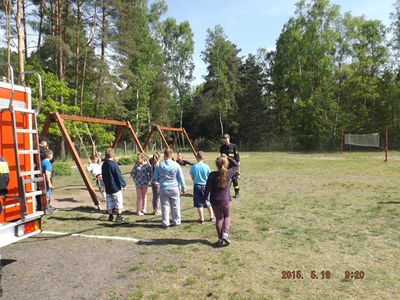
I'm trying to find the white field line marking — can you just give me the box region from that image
[42,230,140,243]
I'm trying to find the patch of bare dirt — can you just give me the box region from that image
[1,234,155,300]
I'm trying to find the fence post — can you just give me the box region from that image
[384,125,388,162]
[340,128,344,156]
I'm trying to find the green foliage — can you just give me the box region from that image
[201,25,241,135]
[4,0,400,152]
[25,60,78,136]
[113,0,168,136]
[161,17,195,126]
[268,0,391,150]
[52,161,72,176]
[117,156,136,166]
[194,137,219,152]
[235,54,268,150]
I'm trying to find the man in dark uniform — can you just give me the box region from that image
[219,134,240,198]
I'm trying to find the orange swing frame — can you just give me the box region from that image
[143,125,197,158]
[41,112,145,208]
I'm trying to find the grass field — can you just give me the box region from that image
[44,152,400,299]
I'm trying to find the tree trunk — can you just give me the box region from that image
[179,108,183,128]
[80,45,89,115]
[80,4,97,116]
[50,0,55,35]
[332,74,342,148]
[63,0,69,41]
[219,110,224,136]
[4,0,11,71]
[180,108,186,148]
[16,0,25,84]
[50,0,57,67]
[37,0,44,51]
[22,0,28,60]
[136,89,140,134]
[94,1,107,116]
[74,1,81,106]
[94,71,103,116]
[57,0,66,160]
[101,0,106,62]
[147,102,151,125]
[94,0,107,116]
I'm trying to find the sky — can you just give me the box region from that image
[159,0,395,85]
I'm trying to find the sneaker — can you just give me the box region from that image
[197,219,204,224]
[209,217,215,222]
[137,211,144,216]
[115,215,126,222]
[222,233,231,245]
[107,215,114,222]
[160,224,169,229]
[216,238,227,247]
[233,190,239,198]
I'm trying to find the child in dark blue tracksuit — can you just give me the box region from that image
[102,148,126,222]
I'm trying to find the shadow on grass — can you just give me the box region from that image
[0,259,17,267]
[56,197,80,203]
[138,238,216,247]
[49,216,100,222]
[55,206,104,214]
[55,206,194,215]
[377,201,400,205]
[53,185,87,191]
[134,219,198,224]
[98,222,161,229]
[97,218,202,229]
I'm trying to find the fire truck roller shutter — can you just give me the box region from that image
[0,156,10,196]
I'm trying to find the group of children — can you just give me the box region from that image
[85,147,238,247]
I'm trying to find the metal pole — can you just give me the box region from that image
[0,63,14,109]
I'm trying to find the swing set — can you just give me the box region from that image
[41,112,145,208]
[40,113,197,208]
[143,125,197,158]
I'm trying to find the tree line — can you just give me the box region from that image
[1,0,400,154]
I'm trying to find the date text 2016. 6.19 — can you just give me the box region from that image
[281,270,332,280]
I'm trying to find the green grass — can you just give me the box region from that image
[45,151,400,299]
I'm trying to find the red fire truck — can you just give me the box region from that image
[0,63,46,248]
